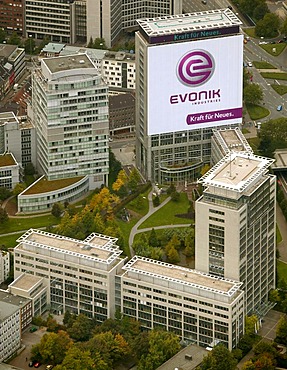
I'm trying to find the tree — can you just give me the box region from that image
[0,187,11,201]
[255,13,280,38]
[53,346,96,370]
[171,191,180,202]
[259,118,287,157]
[281,17,287,36]
[13,183,26,196]
[167,246,180,264]
[63,310,76,328]
[24,37,36,54]
[200,345,237,370]
[0,208,8,224]
[275,315,287,344]
[153,195,160,207]
[51,203,63,218]
[127,168,141,192]
[149,228,159,248]
[244,84,263,106]
[67,314,95,342]
[137,330,181,370]
[7,31,21,45]
[24,162,36,176]
[0,29,7,43]
[253,2,269,21]
[33,330,73,365]
[245,315,259,336]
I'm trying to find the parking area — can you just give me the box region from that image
[8,327,47,370]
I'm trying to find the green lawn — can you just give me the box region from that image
[261,72,287,81]
[139,193,192,229]
[277,260,287,280]
[133,226,192,245]
[247,137,261,154]
[117,218,140,257]
[0,215,59,235]
[271,84,287,96]
[126,190,150,217]
[244,28,256,38]
[253,61,276,69]
[246,104,270,120]
[259,43,286,56]
[0,233,24,249]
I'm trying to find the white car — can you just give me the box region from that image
[248,62,253,67]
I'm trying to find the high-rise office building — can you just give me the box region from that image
[195,151,276,315]
[135,9,243,184]
[31,53,109,189]
[87,0,182,48]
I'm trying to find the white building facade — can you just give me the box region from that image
[0,302,21,362]
[14,229,126,321]
[195,152,276,316]
[31,53,109,189]
[135,10,243,184]
[118,256,244,350]
[0,250,10,284]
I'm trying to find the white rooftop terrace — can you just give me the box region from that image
[124,256,242,298]
[137,8,241,37]
[16,229,122,264]
[199,152,274,192]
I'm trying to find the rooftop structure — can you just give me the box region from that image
[21,176,85,195]
[43,53,96,74]
[17,229,122,264]
[9,273,44,292]
[124,256,242,299]
[138,9,241,37]
[199,152,274,193]
[0,290,30,308]
[212,127,253,154]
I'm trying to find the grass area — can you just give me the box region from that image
[244,28,256,38]
[0,215,59,235]
[253,61,276,69]
[241,128,250,134]
[0,233,24,249]
[126,190,150,217]
[247,137,261,154]
[133,226,192,245]
[271,84,287,96]
[259,43,286,56]
[23,176,84,195]
[277,260,287,280]
[139,193,192,229]
[246,104,270,120]
[277,224,282,244]
[261,72,287,80]
[117,218,140,257]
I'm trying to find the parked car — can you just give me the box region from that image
[34,363,41,368]
[277,105,283,111]
[202,0,207,3]
[248,61,252,67]
[29,326,37,332]
[28,362,34,368]
[46,366,54,370]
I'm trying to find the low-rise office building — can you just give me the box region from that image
[0,301,21,362]
[119,256,244,350]
[14,229,126,321]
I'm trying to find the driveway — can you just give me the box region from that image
[8,327,47,370]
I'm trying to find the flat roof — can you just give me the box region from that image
[0,290,30,306]
[272,149,287,170]
[213,128,253,154]
[0,111,18,124]
[43,53,95,74]
[42,43,65,53]
[16,229,122,264]
[0,300,19,323]
[199,152,273,192]
[9,273,43,291]
[124,256,241,297]
[137,9,241,37]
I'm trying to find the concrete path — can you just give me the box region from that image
[128,189,171,255]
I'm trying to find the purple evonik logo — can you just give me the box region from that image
[177,50,215,87]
